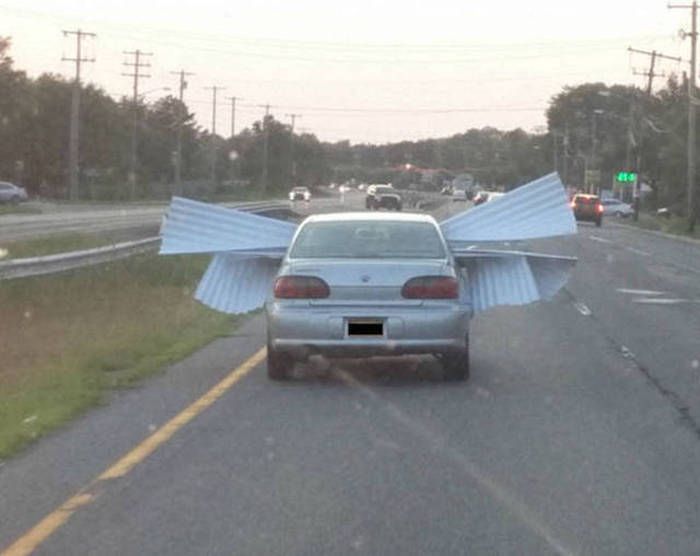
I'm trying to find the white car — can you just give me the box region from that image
[289,187,311,202]
[601,198,633,217]
[452,189,467,202]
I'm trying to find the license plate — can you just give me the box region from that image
[347,320,384,336]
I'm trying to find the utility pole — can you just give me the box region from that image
[227,96,242,138]
[259,104,271,193]
[62,29,96,201]
[628,47,681,94]
[122,49,152,199]
[170,69,194,196]
[205,86,225,184]
[285,113,302,185]
[669,1,698,231]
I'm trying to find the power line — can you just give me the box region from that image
[628,46,682,93]
[61,29,96,201]
[122,49,153,198]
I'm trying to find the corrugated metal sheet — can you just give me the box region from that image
[159,197,297,255]
[441,172,577,243]
[453,249,577,314]
[195,253,282,314]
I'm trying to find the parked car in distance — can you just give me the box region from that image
[265,212,471,381]
[601,198,633,217]
[289,186,311,202]
[441,186,454,196]
[366,185,402,210]
[0,181,28,204]
[358,183,367,191]
[473,191,503,206]
[571,193,603,226]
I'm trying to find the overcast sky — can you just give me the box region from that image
[1,0,692,144]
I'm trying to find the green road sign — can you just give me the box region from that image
[616,171,637,183]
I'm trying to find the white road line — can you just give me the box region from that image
[573,302,592,316]
[616,288,667,296]
[588,235,612,244]
[633,298,692,305]
[624,246,651,257]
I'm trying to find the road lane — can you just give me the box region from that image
[3,197,700,555]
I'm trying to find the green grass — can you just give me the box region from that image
[0,253,241,459]
[0,204,42,216]
[1,233,125,260]
[622,212,700,241]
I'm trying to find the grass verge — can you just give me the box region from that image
[0,253,240,459]
[0,204,42,216]
[620,212,700,241]
[1,233,129,260]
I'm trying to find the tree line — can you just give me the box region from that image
[1,35,695,212]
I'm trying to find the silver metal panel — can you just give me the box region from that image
[159,197,297,255]
[195,253,282,314]
[454,249,577,314]
[441,173,577,243]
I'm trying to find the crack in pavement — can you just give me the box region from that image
[562,288,700,442]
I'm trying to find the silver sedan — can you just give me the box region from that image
[265,212,472,381]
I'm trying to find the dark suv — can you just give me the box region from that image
[571,194,603,227]
[366,185,402,211]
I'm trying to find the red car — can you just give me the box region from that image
[571,194,603,227]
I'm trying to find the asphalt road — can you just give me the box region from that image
[1,195,700,555]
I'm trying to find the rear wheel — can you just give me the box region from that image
[267,343,291,380]
[442,335,470,382]
[595,218,602,227]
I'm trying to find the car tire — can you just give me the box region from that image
[10,196,20,205]
[442,335,470,382]
[267,343,291,381]
[595,218,602,227]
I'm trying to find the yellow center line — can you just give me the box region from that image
[1,347,267,556]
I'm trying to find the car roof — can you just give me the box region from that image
[304,212,437,224]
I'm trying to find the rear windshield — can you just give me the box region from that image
[574,196,598,205]
[290,221,446,259]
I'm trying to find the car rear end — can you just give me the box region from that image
[572,195,603,226]
[265,215,471,372]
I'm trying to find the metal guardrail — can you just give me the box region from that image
[0,202,288,281]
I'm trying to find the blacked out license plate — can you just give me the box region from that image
[347,320,384,337]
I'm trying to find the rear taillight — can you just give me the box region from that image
[570,201,576,209]
[401,276,458,299]
[274,275,330,299]
[597,203,604,213]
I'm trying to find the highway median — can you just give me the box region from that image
[0,252,241,459]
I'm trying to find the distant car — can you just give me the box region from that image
[452,189,467,202]
[358,184,367,191]
[265,212,471,381]
[0,182,28,204]
[441,186,454,196]
[289,187,311,202]
[366,185,402,211]
[571,194,603,226]
[601,198,633,217]
[339,185,350,193]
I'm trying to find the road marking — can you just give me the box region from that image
[573,301,592,316]
[1,347,266,556]
[632,298,691,305]
[588,235,612,244]
[616,288,667,296]
[624,246,651,257]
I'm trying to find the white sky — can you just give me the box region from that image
[0,0,692,143]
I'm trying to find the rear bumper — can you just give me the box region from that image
[266,302,470,358]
